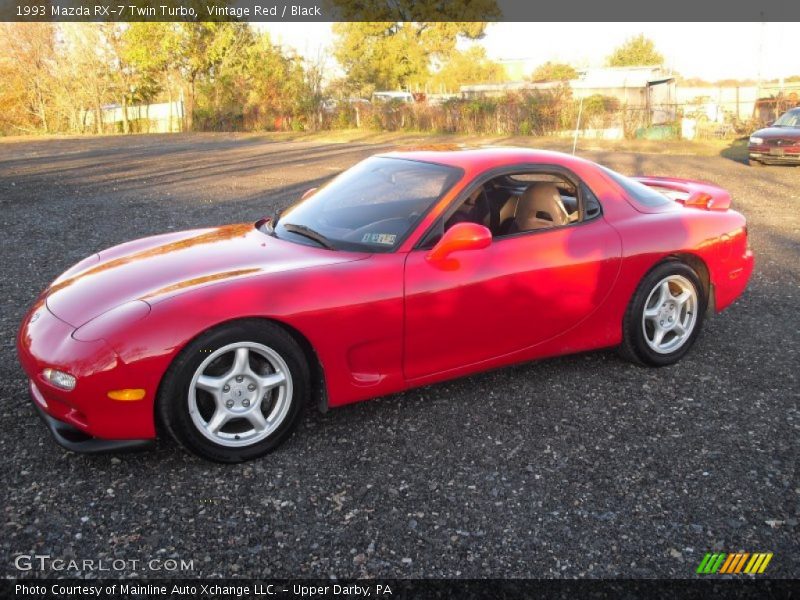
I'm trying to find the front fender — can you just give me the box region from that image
[109,256,407,411]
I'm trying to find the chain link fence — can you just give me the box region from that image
[315,89,799,141]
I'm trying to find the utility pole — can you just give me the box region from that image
[755,18,766,123]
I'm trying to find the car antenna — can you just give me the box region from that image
[572,96,584,156]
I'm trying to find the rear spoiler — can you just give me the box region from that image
[633,176,731,211]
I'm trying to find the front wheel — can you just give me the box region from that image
[620,262,706,367]
[158,320,309,462]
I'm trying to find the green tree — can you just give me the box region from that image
[236,32,307,130]
[606,34,664,67]
[103,24,143,133]
[121,24,182,124]
[530,61,578,82]
[428,46,506,93]
[122,23,177,96]
[329,0,499,22]
[0,21,315,135]
[333,20,496,94]
[177,22,254,130]
[123,24,309,131]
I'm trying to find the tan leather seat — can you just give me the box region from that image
[498,195,519,225]
[514,183,570,231]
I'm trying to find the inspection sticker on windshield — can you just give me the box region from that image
[362,233,397,245]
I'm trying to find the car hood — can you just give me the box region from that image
[45,223,366,327]
[751,126,800,140]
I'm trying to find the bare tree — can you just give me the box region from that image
[1,24,56,133]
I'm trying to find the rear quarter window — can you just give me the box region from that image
[601,167,672,208]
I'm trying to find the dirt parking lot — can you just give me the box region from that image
[0,133,797,578]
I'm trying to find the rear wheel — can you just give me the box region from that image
[620,261,706,367]
[748,159,764,167]
[158,320,309,462]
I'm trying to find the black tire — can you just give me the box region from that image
[748,159,764,168]
[620,261,706,367]
[157,319,309,463]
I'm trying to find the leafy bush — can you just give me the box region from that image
[323,87,578,136]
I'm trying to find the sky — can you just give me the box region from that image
[259,22,799,82]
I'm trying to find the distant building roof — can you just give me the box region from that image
[573,66,674,89]
[460,81,563,94]
[372,91,414,99]
[461,66,675,95]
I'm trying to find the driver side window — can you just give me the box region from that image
[444,171,582,237]
[443,185,493,231]
[420,169,598,250]
[494,173,578,236]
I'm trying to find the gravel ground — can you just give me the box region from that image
[0,133,797,579]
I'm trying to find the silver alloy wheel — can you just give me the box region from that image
[188,342,293,447]
[641,274,698,354]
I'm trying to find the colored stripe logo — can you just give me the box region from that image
[696,552,773,574]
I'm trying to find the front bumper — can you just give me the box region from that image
[749,149,800,164]
[30,382,152,454]
[17,301,157,441]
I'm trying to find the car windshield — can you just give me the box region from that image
[274,157,462,252]
[773,109,800,127]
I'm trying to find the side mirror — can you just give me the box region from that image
[300,187,317,201]
[426,222,492,262]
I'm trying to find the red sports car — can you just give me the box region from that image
[17,148,754,462]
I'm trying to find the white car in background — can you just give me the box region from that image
[371,91,414,104]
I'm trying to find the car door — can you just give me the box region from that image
[403,180,622,380]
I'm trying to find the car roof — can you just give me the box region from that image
[376,146,595,174]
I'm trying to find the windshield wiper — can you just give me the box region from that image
[281,223,337,250]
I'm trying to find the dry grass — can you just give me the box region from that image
[0,129,749,161]
[226,129,750,159]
